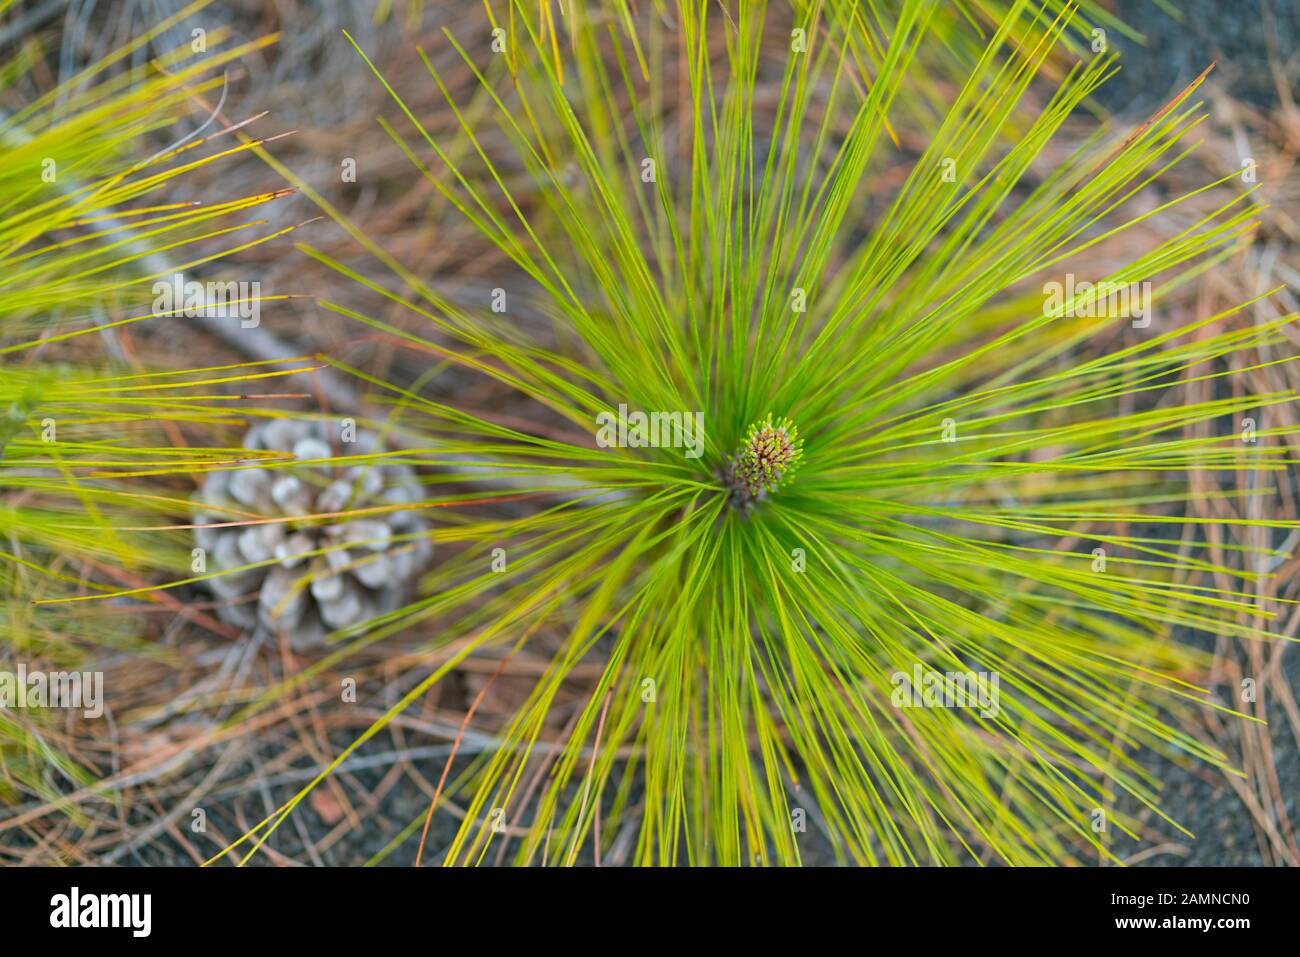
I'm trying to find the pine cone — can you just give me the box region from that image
[193,418,431,649]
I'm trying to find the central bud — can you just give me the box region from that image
[725,414,803,509]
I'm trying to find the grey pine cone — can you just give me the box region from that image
[194,418,431,649]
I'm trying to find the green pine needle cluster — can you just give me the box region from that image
[0,0,291,815]
[3,0,1295,868]
[196,0,1293,866]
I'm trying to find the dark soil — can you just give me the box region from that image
[1097,0,1300,115]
